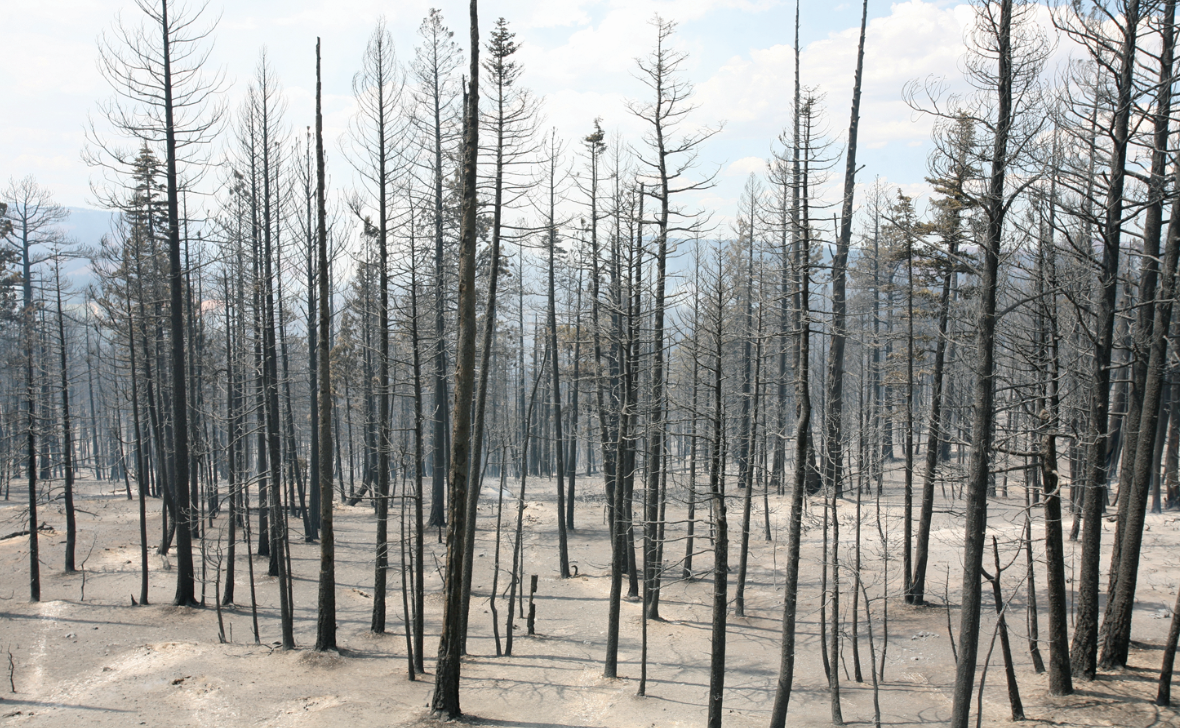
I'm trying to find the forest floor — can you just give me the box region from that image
[1,467,1179,727]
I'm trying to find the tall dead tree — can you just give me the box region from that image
[770,89,820,728]
[1099,0,1177,670]
[627,15,718,619]
[950,1,1018,723]
[1100,126,1180,670]
[411,9,462,529]
[430,0,479,716]
[313,37,338,653]
[93,0,225,607]
[910,114,974,604]
[344,18,406,636]
[820,0,868,498]
[1038,151,1072,694]
[705,244,729,728]
[459,16,536,653]
[1065,0,1142,680]
[52,255,77,573]
[3,178,67,601]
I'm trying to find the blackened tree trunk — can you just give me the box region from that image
[910,230,958,604]
[129,268,150,606]
[160,0,195,608]
[1099,152,1180,669]
[314,37,338,652]
[706,250,728,728]
[426,13,455,530]
[54,263,76,573]
[602,189,636,678]
[584,124,619,581]
[305,130,321,542]
[949,1,1013,723]
[683,254,702,579]
[430,0,479,715]
[821,0,868,498]
[566,276,581,531]
[1109,0,1174,598]
[1039,131,1072,696]
[409,220,427,672]
[11,188,45,602]
[259,68,293,647]
[545,133,570,579]
[1156,577,1180,704]
[459,18,517,653]
[902,205,915,604]
[1072,0,1141,680]
[986,536,1024,720]
[735,281,763,619]
[769,90,814,728]
[349,21,397,636]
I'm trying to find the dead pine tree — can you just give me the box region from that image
[313,36,338,654]
[411,8,462,531]
[3,178,68,602]
[603,177,641,679]
[458,16,537,654]
[626,15,719,621]
[682,247,702,581]
[1103,0,1176,669]
[704,243,730,728]
[940,1,1044,723]
[1059,0,1143,681]
[543,129,571,580]
[820,0,868,502]
[429,0,479,716]
[51,253,77,574]
[769,85,826,728]
[735,179,762,620]
[91,0,226,607]
[343,18,406,636]
[1036,127,1072,696]
[250,51,294,648]
[1100,0,1180,667]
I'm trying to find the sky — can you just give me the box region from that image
[2,1,1045,234]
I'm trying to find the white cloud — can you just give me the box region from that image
[726,156,767,177]
[697,1,975,150]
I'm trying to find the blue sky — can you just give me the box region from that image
[4,1,998,230]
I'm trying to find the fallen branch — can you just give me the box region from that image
[0,523,54,542]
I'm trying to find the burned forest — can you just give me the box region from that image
[5,1,1180,726]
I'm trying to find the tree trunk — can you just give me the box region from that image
[910,235,957,604]
[161,0,195,607]
[769,85,813,726]
[430,2,479,714]
[706,257,728,728]
[546,138,570,580]
[314,38,338,652]
[55,269,76,573]
[1099,148,1180,669]
[1072,0,1141,681]
[949,1,1012,723]
[821,0,868,498]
